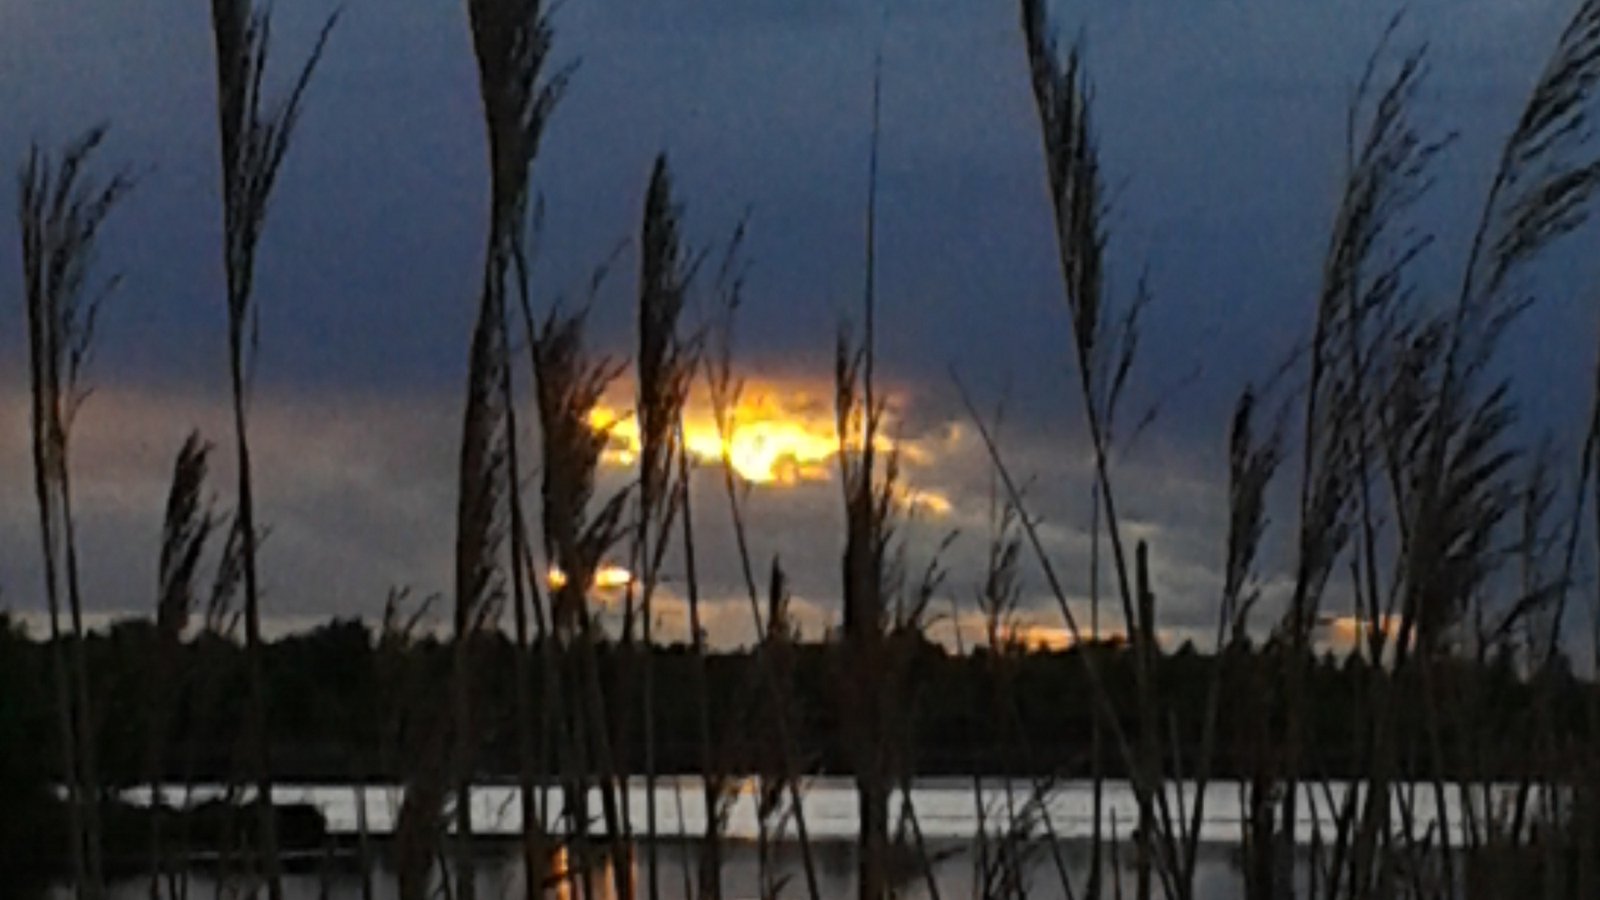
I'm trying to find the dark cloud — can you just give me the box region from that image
[1,0,1597,655]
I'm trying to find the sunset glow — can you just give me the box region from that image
[1319,614,1404,645]
[587,384,955,518]
[906,490,954,517]
[546,564,634,592]
[591,387,838,485]
[1012,624,1077,652]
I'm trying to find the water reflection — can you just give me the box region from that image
[51,776,1509,899]
[55,838,1259,900]
[545,842,630,900]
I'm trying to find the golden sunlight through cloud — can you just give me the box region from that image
[586,382,956,516]
[906,490,953,517]
[938,612,1133,653]
[590,387,836,485]
[1008,624,1093,652]
[1317,614,1404,647]
[546,564,634,592]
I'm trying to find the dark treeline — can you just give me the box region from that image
[1,614,1593,784]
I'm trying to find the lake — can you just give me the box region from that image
[53,777,1518,898]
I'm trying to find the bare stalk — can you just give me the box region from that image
[834,47,901,900]
[701,229,823,900]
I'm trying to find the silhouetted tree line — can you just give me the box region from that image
[1,614,1592,786]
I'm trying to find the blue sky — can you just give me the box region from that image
[1,0,1596,653]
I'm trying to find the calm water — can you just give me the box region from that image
[53,777,1511,898]
[118,775,1495,844]
[53,840,1250,899]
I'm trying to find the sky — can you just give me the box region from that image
[1,0,1597,654]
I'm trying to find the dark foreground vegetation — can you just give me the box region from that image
[12,0,1600,895]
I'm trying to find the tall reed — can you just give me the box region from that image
[836,49,898,900]
[17,125,134,900]
[448,1,570,896]
[1018,1,1183,894]
[205,4,335,895]
[146,433,218,900]
[533,302,632,897]
[634,154,713,898]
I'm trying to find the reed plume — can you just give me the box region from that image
[532,302,631,897]
[414,2,571,897]
[146,433,217,899]
[205,3,335,894]
[1018,3,1179,893]
[18,124,134,900]
[634,154,716,898]
[1401,0,1600,660]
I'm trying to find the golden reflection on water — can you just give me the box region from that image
[546,843,634,900]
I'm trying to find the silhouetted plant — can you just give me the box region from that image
[631,153,705,898]
[146,432,218,899]
[833,51,903,899]
[204,2,335,895]
[17,124,134,900]
[1018,2,1180,894]
[533,301,632,897]
[431,1,571,897]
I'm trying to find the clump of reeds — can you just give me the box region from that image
[532,300,633,897]
[535,307,630,630]
[368,590,437,900]
[1234,29,1443,895]
[386,590,455,900]
[401,1,572,897]
[146,477,250,900]
[1394,0,1600,665]
[633,154,730,899]
[205,3,335,895]
[1234,4,1600,896]
[751,556,810,898]
[17,124,135,900]
[145,433,218,899]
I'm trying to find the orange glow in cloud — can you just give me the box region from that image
[1004,624,1132,652]
[547,564,633,592]
[1318,614,1403,646]
[940,614,1132,654]
[906,490,953,517]
[592,387,837,485]
[593,565,634,589]
[588,383,956,517]
[1012,624,1076,652]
